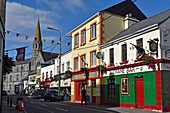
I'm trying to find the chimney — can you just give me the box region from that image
[124,13,139,29]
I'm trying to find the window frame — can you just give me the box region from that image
[62,63,64,73]
[136,38,143,56]
[66,61,70,71]
[74,57,78,71]
[74,33,79,48]
[90,22,97,41]
[80,54,86,68]
[46,72,48,79]
[108,78,116,99]
[90,50,97,67]
[81,28,86,45]
[122,44,127,62]
[50,71,52,77]
[109,48,114,65]
[16,74,19,81]
[121,77,129,95]
[10,75,12,81]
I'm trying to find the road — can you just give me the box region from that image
[2,95,158,113]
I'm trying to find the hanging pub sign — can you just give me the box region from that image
[96,52,103,59]
[149,41,158,52]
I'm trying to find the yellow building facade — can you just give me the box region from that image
[66,11,125,104]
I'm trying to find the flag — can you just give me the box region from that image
[51,40,55,44]
[16,33,20,37]
[67,42,70,46]
[43,39,46,42]
[16,47,25,62]
[7,31,10,34]
[130,43,146,59]
[25,36,29,40]
[77,53,87,66]
[34,37,38,41]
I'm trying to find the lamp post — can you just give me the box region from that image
[47,27,61,100]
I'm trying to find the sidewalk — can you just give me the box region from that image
[64,101,170,113]
[2,101,24,113]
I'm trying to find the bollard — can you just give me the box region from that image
[10,98,12,107]
[7,97,9,106]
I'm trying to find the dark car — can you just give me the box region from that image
[2,90,7,96]
[32,89,46,99]
[44,90,58,101]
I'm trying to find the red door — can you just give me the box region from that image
[75,82,79,101]
[135,77,144,108]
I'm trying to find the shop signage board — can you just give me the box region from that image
[72,71,98,80]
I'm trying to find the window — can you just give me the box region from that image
[91,23,96,40]
[80,55,85,68]
[17,66,19,72]
[24,65,27,71]
[108,79,116,99]
[74,57,78,71]
[81,29,86,44]
[57,66,59,73]
[121,77,129,94]
[122,44,127,62]
[9,84,12,90]
[46,72,48,79]
[67,61,70,70]
[136,38,143,55]
[10,75,12,81]
[3,85,5,90]
[16,74,19,81]
[50,71,52,77]
[90,50,96,67]
[62,64,64,73]
[74,34,79,48]
[42,73,44,81]
[24,73,27,78]
[3,76,6,81]
[110,48,114,65]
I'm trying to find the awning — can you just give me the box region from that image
[50,78,71,88]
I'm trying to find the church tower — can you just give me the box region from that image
[31,16,43,70]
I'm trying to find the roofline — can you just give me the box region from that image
[66,12,100,37]
[100,24,159,49]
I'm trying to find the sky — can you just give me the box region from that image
[5,0,170,60]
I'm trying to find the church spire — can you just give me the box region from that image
[33,15,42,52]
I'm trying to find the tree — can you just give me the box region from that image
[3,55,15,75]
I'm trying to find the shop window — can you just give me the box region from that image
[108,79,116,99]
[110,48,114,65]
[121,77,129,95]
[122,44,127,62]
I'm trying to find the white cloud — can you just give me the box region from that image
[6,2,61,36]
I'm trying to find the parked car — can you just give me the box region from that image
[32,89,46,99]
[44,90,59,101]
[2,90,7,96]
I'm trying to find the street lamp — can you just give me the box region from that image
[47,27,61,100]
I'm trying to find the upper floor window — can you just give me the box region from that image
[57,66,59,73]
[91,23,96,40]
[108,79,116,99]
[16,74,19,81]
[90,50,96,67]
[24,65,27,71]
[17,66,19,72]
[80,55,86,68]
[62,64,64,73]
[136,38,143,55]
[74,34,79,48]
[81,29,86,45]
[67,61,70,71]
[10,75,12,81]
[42,73,44,81]
[9,84,12,90]
[74,57,78,71]
[46,72,48,79]
[50,71,52,77]
[122,44,127,62]
[24,73,27,78]
[110,48,114,65]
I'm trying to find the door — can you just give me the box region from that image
[91,80,96,103]
[135,77,144,108]
[75,81,86,101]
[75,82,79,101]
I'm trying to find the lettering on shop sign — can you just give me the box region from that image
[111,67,135,75]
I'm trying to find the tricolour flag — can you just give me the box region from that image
[16,47,25,62]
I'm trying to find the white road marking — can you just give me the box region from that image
[56,107,69,112]
[38,102,47,106]
[28,104,54,113]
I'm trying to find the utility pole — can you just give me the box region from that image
[47,27,61,100]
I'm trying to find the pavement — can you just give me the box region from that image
[2,100,24,113]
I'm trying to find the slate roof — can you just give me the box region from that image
[42,51,59,62]
[106,9,170,43]
[15,59,30,65]
[102,0,147,21]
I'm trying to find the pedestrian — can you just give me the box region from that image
[26,89,29,97]
[81,87,87,105]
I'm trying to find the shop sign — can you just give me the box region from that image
[110,67,135,75]
[72,73,86,80]
[89,71,98,78]
[149,41,158,52]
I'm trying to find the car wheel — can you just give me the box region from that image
[44,98,47,101]
[50,97,53,102]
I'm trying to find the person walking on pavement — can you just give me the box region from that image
[81,87,87,105]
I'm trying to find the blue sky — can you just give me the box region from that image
[5,0,170,60]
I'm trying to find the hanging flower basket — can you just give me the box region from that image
[63,76,67,81]
[49,77,54,81]
[65,70,72,74]
[55,78,58,82]
[142,55,155,69]
[80,67,88,72]
[97,65,106,73]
